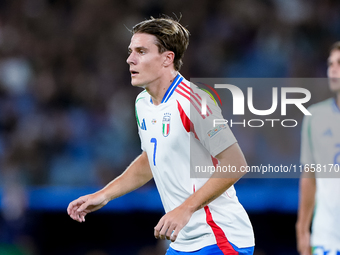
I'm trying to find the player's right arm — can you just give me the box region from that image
[296,169,316,255]
[67,151,152,222]
[296,111,316,255]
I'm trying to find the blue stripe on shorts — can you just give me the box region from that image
[166,243,254,255]
[230,242,254,255]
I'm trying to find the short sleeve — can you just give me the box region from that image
[138,127,145,151]
[135,93,147,152]
[190,91,237,157]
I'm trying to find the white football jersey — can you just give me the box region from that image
[300,98,340,249]
[135,73,254,252]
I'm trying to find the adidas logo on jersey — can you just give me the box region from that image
[140,118,147,130]
[323,128,333,137]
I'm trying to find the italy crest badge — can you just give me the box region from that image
[162,113,171,137]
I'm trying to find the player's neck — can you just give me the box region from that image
[146,70,178,105]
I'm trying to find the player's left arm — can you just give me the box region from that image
[154,142,247,242]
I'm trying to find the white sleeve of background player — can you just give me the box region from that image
[191,92,237,157]
[300,112,315,165]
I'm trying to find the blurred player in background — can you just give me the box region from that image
[67,16,255,254]
[296,42,340,255]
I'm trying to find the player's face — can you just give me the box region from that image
[327,49,340,93]
[127,33,167,88]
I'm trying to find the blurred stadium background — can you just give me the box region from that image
[0,0,339,254]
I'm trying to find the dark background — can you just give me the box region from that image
[0,0,339,254]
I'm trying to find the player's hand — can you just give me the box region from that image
[154,205,193,242]
[67,192,108,222]
[297,231,312,255]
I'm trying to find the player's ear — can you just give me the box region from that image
[163,51,175,68]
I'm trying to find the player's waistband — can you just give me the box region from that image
[166,243,254,255]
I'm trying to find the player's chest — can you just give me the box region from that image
[138,104,188,144]
[312,114,340,160]
[312,114,340,141]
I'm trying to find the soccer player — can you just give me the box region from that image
[296,42,340,255]
[67,16,255,254]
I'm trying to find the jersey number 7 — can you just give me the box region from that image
[151,138,157,166]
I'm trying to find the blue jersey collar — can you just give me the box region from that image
[150,73,184,104]
[332,97,340,114]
